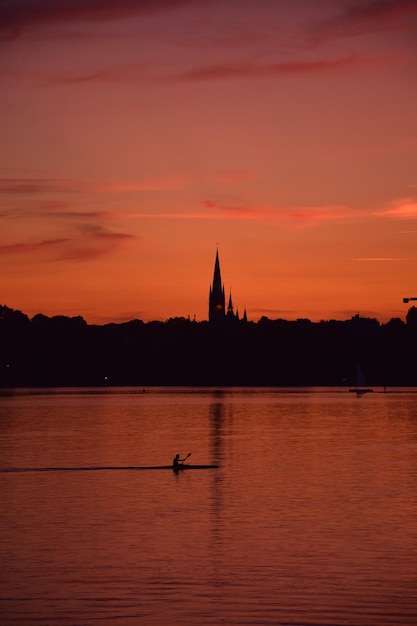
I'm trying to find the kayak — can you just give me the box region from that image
[120,464,218,471]
[171,464,218,471]
[1,465,218,473]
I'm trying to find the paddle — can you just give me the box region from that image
[182,453,191,464]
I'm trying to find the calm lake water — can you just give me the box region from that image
[1,387,416,625]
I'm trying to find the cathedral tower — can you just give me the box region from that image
[209,249,225,322]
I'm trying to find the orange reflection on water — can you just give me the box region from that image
[1,388,416,625]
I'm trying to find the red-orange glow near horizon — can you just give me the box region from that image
[1,0,416,324]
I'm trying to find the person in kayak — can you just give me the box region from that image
[173,454,187,469]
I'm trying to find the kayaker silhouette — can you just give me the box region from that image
[173,453,190,470]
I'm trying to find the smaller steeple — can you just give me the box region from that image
[227,289,234,317]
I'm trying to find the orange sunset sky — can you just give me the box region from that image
[1,0,416,324]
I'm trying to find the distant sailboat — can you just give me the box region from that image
[349,365,373,394]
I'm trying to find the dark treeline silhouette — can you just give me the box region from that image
[1,304,416,387]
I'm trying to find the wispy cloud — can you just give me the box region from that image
[118,200,353,226]
[202,199,351,225]
[352,257,408,262]
[338,0,417,30]
[0,238,69,255]
[0,0,193,40]
[0,175,188,195]
[36,59,351,90]
[171,54,382,82]
[198,196,416,227]
[0,177,89,194]
[0,225,134,261]
[202,200,260,219]
[314,0,417,42]
[0,202,112,221]
[37,53,400,88]
[44,68,137,86]
[132,195,416,227]
[373,197,417,219]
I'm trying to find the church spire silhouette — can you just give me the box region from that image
[209,248,225,321]
[208,248,247,323]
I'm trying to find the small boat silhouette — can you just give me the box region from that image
[349,365,373,394]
